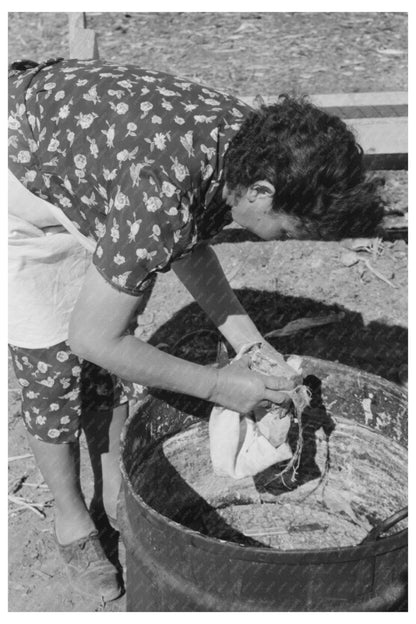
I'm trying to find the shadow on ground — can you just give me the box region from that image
[148,288,407,383]
[211,225,407,246]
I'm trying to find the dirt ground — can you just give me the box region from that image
[8,12,408,612]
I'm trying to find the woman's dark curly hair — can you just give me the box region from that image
[223,95,385,239]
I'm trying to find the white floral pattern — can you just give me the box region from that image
[9,340,142,444]
[9,59,251,295]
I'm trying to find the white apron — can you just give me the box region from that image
[8,171,94,348]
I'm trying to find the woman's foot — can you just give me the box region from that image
[25,433,124,601]
[55,530,123,602]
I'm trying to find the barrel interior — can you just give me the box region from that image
[122,357,408,552]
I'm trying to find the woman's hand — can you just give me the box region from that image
[255,340,304,386]
[211,355,296,413]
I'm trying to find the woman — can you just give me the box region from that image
[8,57,384,601]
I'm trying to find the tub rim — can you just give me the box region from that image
[120,356,408,564]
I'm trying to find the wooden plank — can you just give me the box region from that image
[317,104,407,119]
[240,95,408,169]
[310,92,408,108]
[311,91,408,108]
[363,152,407,170]
[68,12,99,60]
[346,117,407,153]
[347,117,407,170]
[240,92,408,108]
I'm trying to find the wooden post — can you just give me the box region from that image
[68,12,86,33]
[68,12,99,60]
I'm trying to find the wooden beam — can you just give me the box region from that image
[347,117,408,170]
[310,92,408,108]
[240,93,408,170]
[363,152,407,170]
[313,105,407,120]
[240,92,408,108]
[68,12,99,60]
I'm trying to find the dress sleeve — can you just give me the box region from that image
[92,171,191,296]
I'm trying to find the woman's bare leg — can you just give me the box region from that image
[27,434,96,545]
[101,403,128,520]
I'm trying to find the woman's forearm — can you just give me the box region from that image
[172,244,263,351]
[68,265,293,413]
[75,332,218,401]
[69,264,217,400]
[217,313,263,351]
[72,330,296,413]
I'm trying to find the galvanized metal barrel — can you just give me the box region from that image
[118,356,407,611]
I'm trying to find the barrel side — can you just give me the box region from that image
[118,482,407,612]
[119,358,408,612]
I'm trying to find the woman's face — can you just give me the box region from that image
[224,181,313,241]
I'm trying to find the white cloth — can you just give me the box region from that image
[8,171,94,348]
[209,408,293,479]
[209,353,305,480]
[8,215,92,348]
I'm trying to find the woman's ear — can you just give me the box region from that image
[247,180,275,202]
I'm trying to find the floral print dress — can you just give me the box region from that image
[9,58,252,296]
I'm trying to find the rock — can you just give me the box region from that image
[392,240,408,253]
[340,250,359,267]
[309,256,324,269]
[377,48,406,56]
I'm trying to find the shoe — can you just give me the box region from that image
[55,530,123,602]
